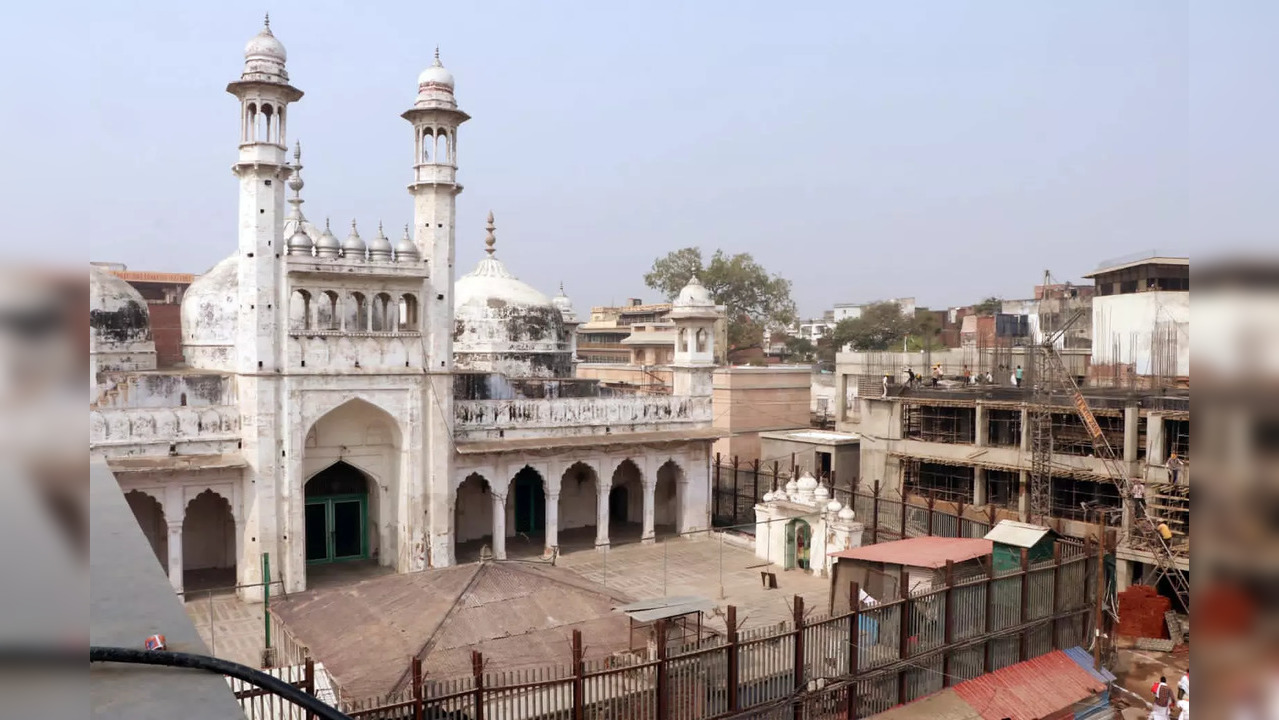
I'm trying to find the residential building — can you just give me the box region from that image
[833,297,916,322]
[1083,254,1189,387]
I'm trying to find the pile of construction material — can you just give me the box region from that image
[1117,585,1189,651]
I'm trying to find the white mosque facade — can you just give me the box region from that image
[88,20,723,600]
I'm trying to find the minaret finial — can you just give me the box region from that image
[484,211,496,256]
[378,220,384,234]
[560,281,565,295]
[325,218,331,231]
[434,45,442,66]
[264,12,270,29]
[351,219,358,232]
[293,140,301,162]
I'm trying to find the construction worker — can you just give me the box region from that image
[881,374,889,398]
[1014,365,1024,387]
[1168,452,1185,485]
[1150,676,1174,719]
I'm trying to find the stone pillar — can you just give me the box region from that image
[973,467,987,506]
[1146,413,1166,466]
[974,402,988,447]
[491,493,507,560]
[595,481,611,550]
[167,521,184,594]
[1017,470,1029,522]
[545,491,560,555]
[641,480,657,544]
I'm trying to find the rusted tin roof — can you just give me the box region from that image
[829,536,992,569]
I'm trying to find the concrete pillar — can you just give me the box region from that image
[1017,470,1029,522]
[1123,404,1140,466]
[491,493,507,560]
[595,481,611,550]
[1116,558,1133,593]
[975,402,988,447]
[1146,413,1166,466]
[973,467,987,506]
[1020,408,1030,453]
[544,491,560,555]
[835,373,849,421]
[167,521,184,594]
[641,480,657,544]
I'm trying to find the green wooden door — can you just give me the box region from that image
[305,494,367,564]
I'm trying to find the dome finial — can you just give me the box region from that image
[484,211,497,256]
[293,140,301,162]
[434,45,442,66]
[263,12,271,31]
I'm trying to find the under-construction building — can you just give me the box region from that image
[834,380,1189,598]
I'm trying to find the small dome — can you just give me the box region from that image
[814,482,830,501]
[394,224,420,262]
[826,499,843,514]
[287,227,313,256]
[761,490,775,503]
[838,506,856,521]
[315,219,341,258]
[675,275,714,307]
[181,256,239,371]
[245,23,286,63]
[341,220,367,260]
[797,472,819,492]
[552,283,578,323]
[784,477,799,495]
[418,48,454,90]
[368,222,394,261]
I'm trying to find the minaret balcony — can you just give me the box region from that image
[235,142,288,167]
[411,164,457,186]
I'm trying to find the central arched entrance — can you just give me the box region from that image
[304,461,369,564]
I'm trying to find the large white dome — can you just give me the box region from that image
[453,214,570,378]
[180,255,238,371]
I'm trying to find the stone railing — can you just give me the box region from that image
[89,406,241,458]
[454,394,712,440]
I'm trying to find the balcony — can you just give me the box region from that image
[454,394,712,440]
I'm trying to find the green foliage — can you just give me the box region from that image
[644,248,796,350]
[973,296,1003,316]
[783,335,817,362]
[830,302,914,352]
[908,309,945,351]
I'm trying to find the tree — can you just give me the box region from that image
[908,309,945,352]
[783,335,817,362]
[973,296,1002,316]
[829,301,914,352]
[644,248,796,350]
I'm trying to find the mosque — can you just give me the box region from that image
[88,18,723,600]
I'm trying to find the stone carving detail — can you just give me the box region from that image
[454,396,712,430]
[90,406,241,444]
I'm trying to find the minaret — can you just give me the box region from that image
[402,48,469,567]
[668,275,722,398]
[225,15,303,601]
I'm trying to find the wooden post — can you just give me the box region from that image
[572,630,584,720]
[655,619,670,720]
[942,560,955,687]
[871,480,881,544]
[987,504,997,529]
[752,459,761,506]
[847,581,861,720]
[410,657,423,720]
[983,559,995,673]
[731,456,741,526]
[898,567,911,704]
[926,495,936,536]
[1093,517,1106,669]
[1051,542,1063,650]
[955,500,966,537]
[793,595,806,720]
[772,461,781,493]
[472,651,485,720]
[304,658,316,720]
[727,606,740,712]
[1018,548,1030,661]
[900,490,909,539]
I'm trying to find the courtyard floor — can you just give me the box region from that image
[184,530,831,668]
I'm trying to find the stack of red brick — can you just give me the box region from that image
[1116,585,1170,639]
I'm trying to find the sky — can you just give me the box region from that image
[4,1,1274,316]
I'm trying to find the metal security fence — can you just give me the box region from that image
[241,550,1097,720]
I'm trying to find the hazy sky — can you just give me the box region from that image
[5,2,1273,316]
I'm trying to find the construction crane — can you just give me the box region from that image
[1025,272,1189,614]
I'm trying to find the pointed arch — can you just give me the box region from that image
[455,471,493,547]
[656,459,685,531]
[611,458,643,526]
[560,461,600,532]
[182,489,236,588]
[125,490,167,574]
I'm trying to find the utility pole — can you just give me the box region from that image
[1093,511,1106,668]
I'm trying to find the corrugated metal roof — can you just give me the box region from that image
[984,519,1052,548]
[868,689,981,720]
[615,595,717,622]
[1064,646,1118,683]
[829,537,992,569]
[951,650,1108,720]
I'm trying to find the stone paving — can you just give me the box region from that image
[182,531,830,668]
